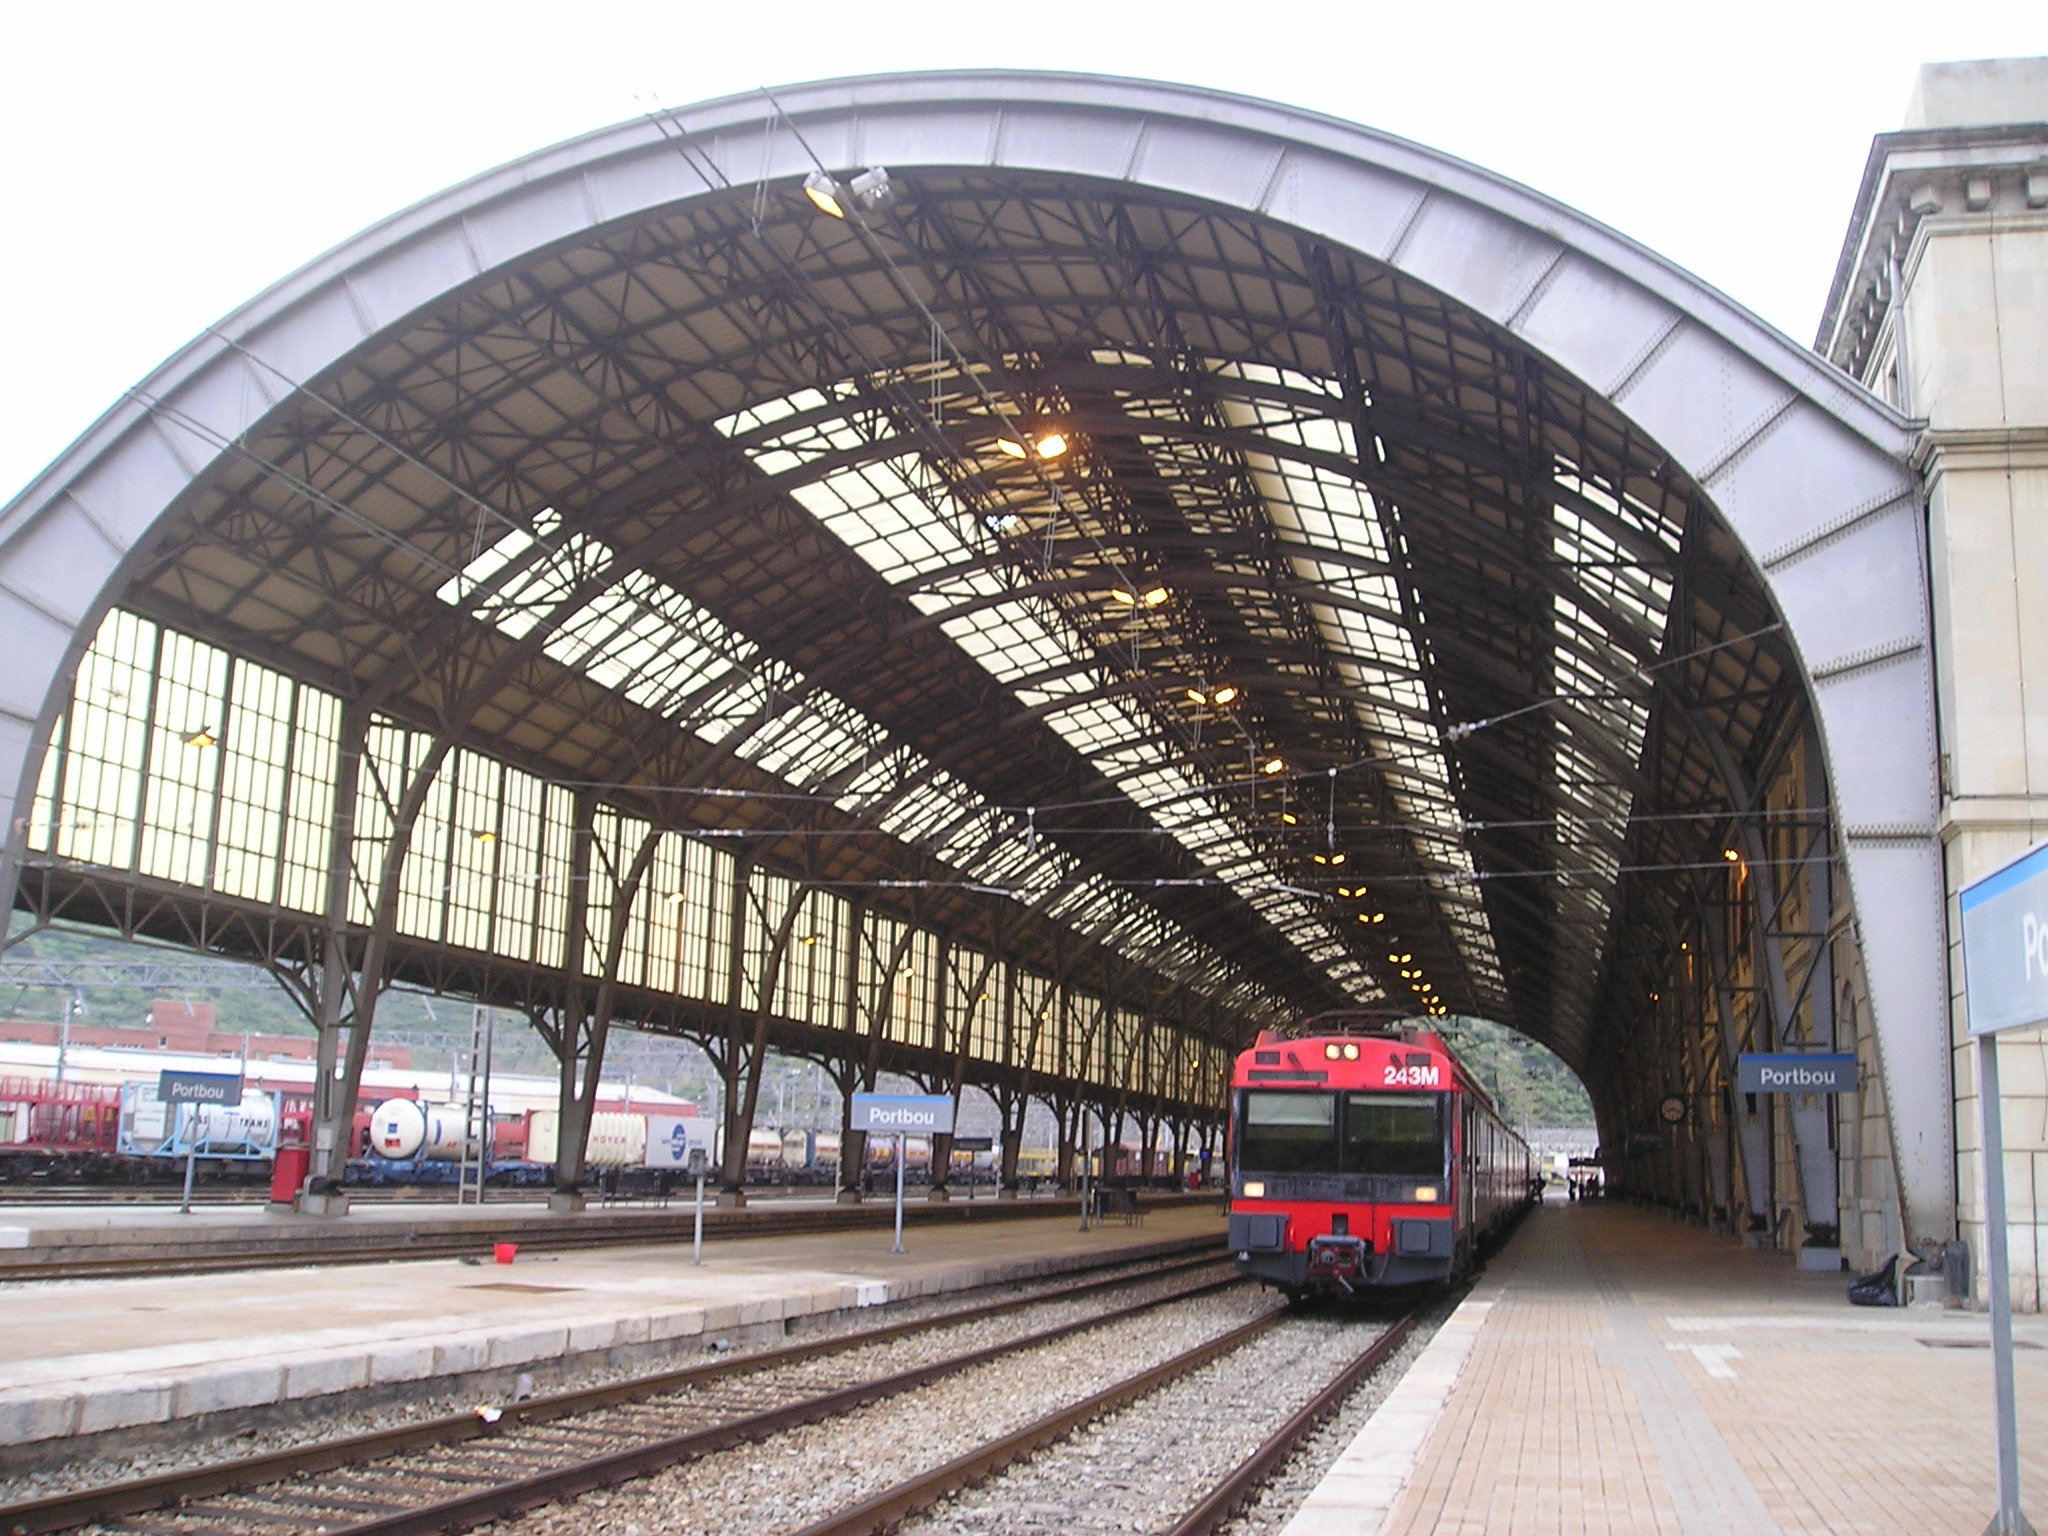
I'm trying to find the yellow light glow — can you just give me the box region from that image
[1723,847,1741,862]
[803,935,819,947]
[1212,685,1240,706]
[1372,913,1386,924]
[473,829,498,844]
[996,437,1029,459]
[185,728,217,749]
[1282,812,1299,826]
[1111,589,1138,604]
[666,891,686,905]
[1328,852,1346,865]
[1141,586,1169,607]
[1342,1042,1360,1060]
[802,170,846,218]
[1242,1181,1265,1199]
[1187,688,1207,704]
[1262,758,1286,775]
[1414,1185,1440,1202]
[1324,1043,1342,1059]
[1034,432,1069,459]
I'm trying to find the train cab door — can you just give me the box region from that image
[1459,1102,1476,1232]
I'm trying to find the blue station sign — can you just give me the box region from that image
[1960,839,2048,1037]
[156,1070,244,1106]
[1736,1054,1858,1094]
[849,1092,955,1135]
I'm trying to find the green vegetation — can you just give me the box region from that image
[1434,1014,1594,1127]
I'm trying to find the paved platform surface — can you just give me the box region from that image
[1285,1197,2048,1536]
[0,1202,1222,1449]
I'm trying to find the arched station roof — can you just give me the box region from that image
[0,72,1946,1225]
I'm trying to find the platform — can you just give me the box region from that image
[0,1202,1223,1459]
[1285,1196,2048,1536]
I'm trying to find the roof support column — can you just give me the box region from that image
[303,695,369,1213]
[1699,891,1774,1233]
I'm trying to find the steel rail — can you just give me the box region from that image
[0,1194,1196,1282]
[1161,1302,1430,1536]
[0,1249,1232,1536]
[787,1311,1288,1536]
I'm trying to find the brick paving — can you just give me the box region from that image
[1286,1197,2048,1535]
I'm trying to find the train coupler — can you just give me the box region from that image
[1305,1234,1372,1291]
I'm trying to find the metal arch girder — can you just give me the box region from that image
[0,70,1947,1237]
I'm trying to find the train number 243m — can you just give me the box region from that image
[1383,1062,1441,1087]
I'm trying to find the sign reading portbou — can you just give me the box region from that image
[157,1070,245,1107]
[850,1092,955,1135]
[1736,1053,1858,1095]
[1960,839,2048,1037]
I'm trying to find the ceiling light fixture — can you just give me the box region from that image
[1141,586,1169,607]
[802,169,846,218]
[184,727,217,749]
[1261,758,1286,776]
[847,165,895,211]
[1034,431,1068,460]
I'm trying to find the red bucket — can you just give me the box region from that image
[493,1242,518,1265]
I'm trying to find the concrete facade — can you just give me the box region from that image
[1821,57,2048,1308]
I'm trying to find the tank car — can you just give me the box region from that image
[1226,1018,1533,1296]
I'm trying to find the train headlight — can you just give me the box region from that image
[1413,1185,1440,1203]
[1323,1043,1341,1059]
[1342,1043,1360,1060]
[1242,1181,1265,1199]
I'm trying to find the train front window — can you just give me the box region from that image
[1238,1091,1339,1173]
[1343,1093,1446,1177]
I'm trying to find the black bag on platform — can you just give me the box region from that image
[1846,1254,1899,1307]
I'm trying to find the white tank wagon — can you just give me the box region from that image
[526,1108,721,1171]
[367,1100,471,1162]
[118,1082,279,1160]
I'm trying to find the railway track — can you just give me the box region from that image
[0,1193,1137,1282]
[0,1250,1240,1536]
[792,1297,1429,1536]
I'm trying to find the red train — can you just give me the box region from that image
[1226,1019,1534,1296]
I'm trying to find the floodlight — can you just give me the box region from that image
[1111,589,1138,604]
[1187,688,1207,704]
[1141,586,1169,607]
[1722,847,1741,862]
[1261,758,1285,775]
[1034,431,1068,460]
[847,166,895,211]
[803,170,847,218]
[996,436,1030,459]
[472,829,498,845]
[1211,685,1239,706]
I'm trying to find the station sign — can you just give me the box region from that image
[642,1115,717,1169]
[849,1093,955,1135]
[950,1135,995,1152]
[157,1070,244,1107]
[1736,1054,1858,1094]
[1960,840,2048,1036]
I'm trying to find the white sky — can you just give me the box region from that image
[1,0,2039,506]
